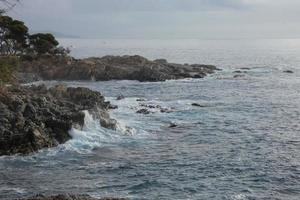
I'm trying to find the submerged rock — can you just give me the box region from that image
[160,107,173,113]
[239,67,251,70]
[19,55,220,83]
[116,95,125,100]
[136,98,146,102]
[233,74,246,78]
[283,70,294,73]
[0,85,116,156]
[169,122,178,128]
[20,194,127,200]
[191,103,205,107]
[136,108,151,115]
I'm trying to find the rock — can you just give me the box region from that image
[19,55,219,82]
[233,74,245,78]
[283,70,294,73]
[136,109,151,115]
[169,122,178,128]
[160,108,172,113]
[0,85,116,156]
[136,98,146,102]
[140,104,161,109]
[98,110,117,130]
[20,194,127,200]
[116,95,125,100]
[239,67,251,70]
[191,103,205,107]
[154,58,168,64]
[233,70,244,73]
[108,104,118,109]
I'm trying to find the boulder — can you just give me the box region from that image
[191,103,205,107]
[283,70,294,73]
[116,95,125,100]
[136,109,151,115]
[0,85,116,156]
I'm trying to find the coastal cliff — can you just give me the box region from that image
[18,55,219,83]
[0,85,116,156]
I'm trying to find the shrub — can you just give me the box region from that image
[0,56,19,84]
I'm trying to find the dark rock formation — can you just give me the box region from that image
[169,122,178,128]
[239,67,251,70]
[116,95,125,100]
[233,70,247,74]
[19,55,220,83]
[136,108,151,115]
[0,85,116,156]
[233,74,246,78]
[191,103,205,107]
[136,98,146,102]
[20,194,127,200]
[283,70,294,73]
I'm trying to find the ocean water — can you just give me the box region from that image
[1,39,300,200]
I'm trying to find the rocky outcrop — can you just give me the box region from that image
[20,194,127,200]
[19,55,220,83]
[283,70,294,73]
[0,85,116,156]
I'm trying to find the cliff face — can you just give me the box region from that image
[0,85,116,156]
[18,55,220,83]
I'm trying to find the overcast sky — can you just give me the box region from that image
[8,0,300,39]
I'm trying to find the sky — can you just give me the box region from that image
[7,0,300,39]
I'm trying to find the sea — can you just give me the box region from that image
[0,38,300,200]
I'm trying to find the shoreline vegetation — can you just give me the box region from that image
[0,13,219,200]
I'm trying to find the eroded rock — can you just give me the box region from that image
[19,55,220,83]
[0,85,116,156]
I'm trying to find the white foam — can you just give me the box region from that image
[65,111,121,153]
[0,186,26,194]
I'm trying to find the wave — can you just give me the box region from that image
[64,110,135,154]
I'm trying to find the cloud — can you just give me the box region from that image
[70,0,246,13]
[8,0,300,39]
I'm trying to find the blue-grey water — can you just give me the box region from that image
[1,39,300,200]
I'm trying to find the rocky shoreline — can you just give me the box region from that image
[1,54,220,199]
[0,84,116,156]
[18,55,220,83]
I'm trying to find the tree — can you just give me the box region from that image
[29,33,59,55]
[0,15,29,55]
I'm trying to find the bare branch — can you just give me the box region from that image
[0,0,19,14]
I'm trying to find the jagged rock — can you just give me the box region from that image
[136,98,146,102]
[160,108,172,113]
[239,67,251,70]
[116,95,125,100]
[191,103,205,107]
[283,70,294,73]
[233,74,246,78]
[108,104,118,109]
[0,85,116,156]
[136,109,151,115]
[140,104,161,109]
[169,122,178,128]
[19,55,220,83]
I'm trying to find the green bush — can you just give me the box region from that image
[0,56,19,84]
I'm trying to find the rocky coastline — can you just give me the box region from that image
[0,84,116,156]
[1,54,220,199]
[18,55,220,83]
